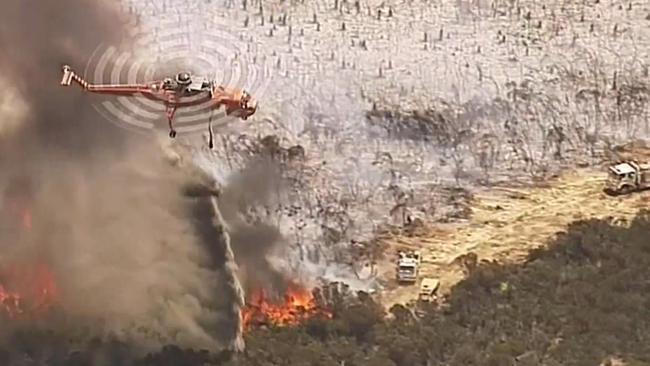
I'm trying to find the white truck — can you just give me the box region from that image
[396,250,421,284]
[417,278,440,303]
[605,161,650,195]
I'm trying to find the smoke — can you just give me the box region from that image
[0,0,246,360]
[0,0,132,158]
[0,85,27,138]
[203,196,246,352]
[216,158,292,298]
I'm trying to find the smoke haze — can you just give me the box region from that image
[217,159,290,298]
[0,0,248,359]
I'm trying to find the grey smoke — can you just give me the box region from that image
[205,196,246,352]
[216,158,292,299]
[0,0,247,358]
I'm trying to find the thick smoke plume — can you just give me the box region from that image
[216,158,290,298]
[0,0,246,360]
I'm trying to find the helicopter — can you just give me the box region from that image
[60,65,258,147]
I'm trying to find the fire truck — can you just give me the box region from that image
[605,161,650,195]
[417,278,440,303]
[396,250,421,284]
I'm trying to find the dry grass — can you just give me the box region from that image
[379,168,650,306]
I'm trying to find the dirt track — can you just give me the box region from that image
[379,168,649,306]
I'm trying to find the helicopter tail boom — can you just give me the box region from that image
[60,64,152,95]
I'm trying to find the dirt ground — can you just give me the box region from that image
[378,168,650,307]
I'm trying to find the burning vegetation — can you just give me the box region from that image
[242,283,333,330]
[1,192,59,319]
[0,262,58,318]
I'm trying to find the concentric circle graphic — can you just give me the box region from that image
[83,13,274,136]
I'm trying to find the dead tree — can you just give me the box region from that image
[473,133,499,183]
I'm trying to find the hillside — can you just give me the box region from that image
[237,208,650,366]
[377,168,649,306]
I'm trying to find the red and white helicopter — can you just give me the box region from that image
[60,65,258,147]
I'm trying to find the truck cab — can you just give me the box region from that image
[396,251,421,284]
[606,161,650,194]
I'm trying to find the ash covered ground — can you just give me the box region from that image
[126,0,650,291]
[0,0,649,363]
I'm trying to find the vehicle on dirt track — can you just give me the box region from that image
[417,277,440,303]
[605,161,650,195]
[396,250,421,284]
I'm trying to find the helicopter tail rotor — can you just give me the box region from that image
[61,65,74,86]
[60,65,89,89]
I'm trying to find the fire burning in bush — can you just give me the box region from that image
[1,199,59,318]
[242,284,332,330]
[0,263,58,318]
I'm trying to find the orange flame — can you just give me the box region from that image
[0,263,59,318]
[0,206,58,318]
[0,285,21,317]
[241,284,332,330]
